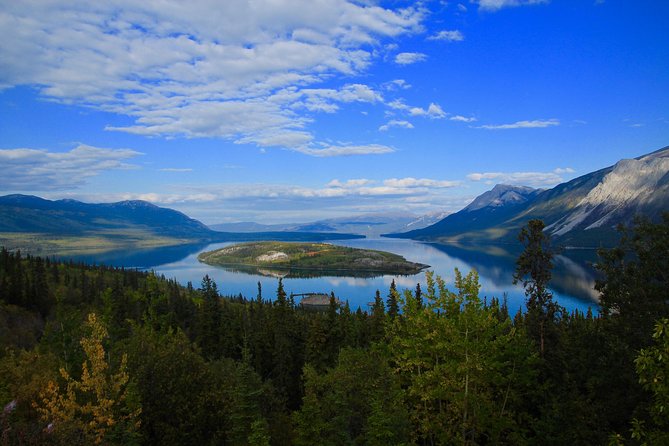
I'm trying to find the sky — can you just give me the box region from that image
[0,0,668,225]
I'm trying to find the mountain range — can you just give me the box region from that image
[210,211,451,238]
[2,146,666,253]
[0,194,213,239]
[0,195,362,256]
[388,146,669,247]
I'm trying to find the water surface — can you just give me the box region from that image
[67,238,600,314]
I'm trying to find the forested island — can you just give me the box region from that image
[0,217,667,445]
[197,241,429,276]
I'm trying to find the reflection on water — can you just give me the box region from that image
[55,242,210,268]
[426,243,601,303]
[53,238,601,314]
[214,264,407,280]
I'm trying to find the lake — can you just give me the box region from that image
[67,237,601,314]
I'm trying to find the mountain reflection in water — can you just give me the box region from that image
[426,243,601,304]
[48,238,601,313]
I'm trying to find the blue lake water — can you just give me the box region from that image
[69,237,601,314]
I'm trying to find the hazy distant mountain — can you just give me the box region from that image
[210,211,451,237]
[389,146,669,247]
[403,211,452,231]
[208,221,292,233]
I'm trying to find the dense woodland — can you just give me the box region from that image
[0,217,668,445]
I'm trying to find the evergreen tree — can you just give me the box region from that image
[197,275,222,359]
[513,219,559,354]
[386,279,399,321]
[369,290,385,342]
[596,214,669,348]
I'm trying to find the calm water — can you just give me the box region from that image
[67,238,601,314]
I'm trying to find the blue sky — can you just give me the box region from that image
[1,0,667,224]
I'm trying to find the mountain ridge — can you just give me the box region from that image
[0,195,364,256]
[387,146,669,247]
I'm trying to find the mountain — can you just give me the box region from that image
[390,185,541,243]
[462,184,542,212]
[388,146,669,247]
[210,211,451,237]
[0,194,213,239]
[0,195,364,256]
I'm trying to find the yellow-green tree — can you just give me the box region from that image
[36,313,140,445]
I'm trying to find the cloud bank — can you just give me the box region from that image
[0,1,426,155]
[0,145,141,190]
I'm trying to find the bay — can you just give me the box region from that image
[67,237,601,314]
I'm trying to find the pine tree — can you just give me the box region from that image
[198,275,222,359]
[513,219,559,354]
[370,290,385,342]
[386,279,399,320]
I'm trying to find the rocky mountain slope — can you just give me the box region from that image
[388,146,669,247]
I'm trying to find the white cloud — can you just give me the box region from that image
[383,79,411,91]
[0,145,141,191]
[394,52,428,65]
[387,99,448,120]
[467,170,566,187]
[292,144,395,157]
[0,1,425,155]
[383,178,460,188]
[428,30,464,42]
[379,120,414,131]
[475,0,549,12]
[450,115,477,123]
[553,167,575,174]
[409,103,447,119]
[327,179,375,188]
[476,119,560,130]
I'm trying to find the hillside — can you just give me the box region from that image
[388,146,669,247]
[0,194,213,238]
[0,195,363,256]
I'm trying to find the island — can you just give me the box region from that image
[197,241,429,277]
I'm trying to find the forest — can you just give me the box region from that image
[0,216,667,445]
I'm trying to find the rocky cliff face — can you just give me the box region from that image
[546,150,669,237]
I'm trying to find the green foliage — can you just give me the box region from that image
[294,347,409,446]
[1,228,668,446]
[35,313,141,445]
[631,318,669,445]
[513,219,562,355]
[596,214,669,348]
[388,269,537,444]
